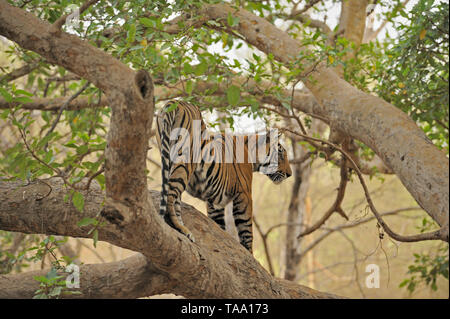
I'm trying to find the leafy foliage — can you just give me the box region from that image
[399,244,449,293]
[378,0,448,151]
[345,0,449,152]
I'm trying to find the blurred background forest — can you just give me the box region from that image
[0,0,448,299]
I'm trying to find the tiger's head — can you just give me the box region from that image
[255,130,292,184]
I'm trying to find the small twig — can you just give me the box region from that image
[293,0,323,15]
[77,240,106,263]
[289,79,308,136]
[15,115,87,191]
[35,179,53,201]
[0,61,40,83]
[289,151,315,165]
[43,82,90,151]
[260,104,324,152]
[337,230,366,298]
[147,156,162,169]
[16,118,64,178]
[253,217,275,276]
[80,165,104,191]
[376,224,391,288]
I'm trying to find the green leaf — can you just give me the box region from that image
[46,267,59,280]
[127,23,136,43]
[72,191,85,213]
[185,80,193,95]
[33,275,49,283]
[139,17,154,28]
[165,102,179,112]
[1,109,10,119]
[77,217,97,227]
[226,85,241,106]
[183,62,193,75]
[227,13,239,27]
[92,229,98,248]
[76,144,89,155]
[14,89,33,97]
[0,87,13,102]
[95,174,105,188]
[37,132,58,149]
[194,61,208,76]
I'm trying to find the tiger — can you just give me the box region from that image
[155,100,292,252]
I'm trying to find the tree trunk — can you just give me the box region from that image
[282,143,312,281]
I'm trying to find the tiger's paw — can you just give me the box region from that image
[177,224,195,243]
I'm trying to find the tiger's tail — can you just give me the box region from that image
[157,113,171,222]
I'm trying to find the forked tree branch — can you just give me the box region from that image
[297,156,349,238]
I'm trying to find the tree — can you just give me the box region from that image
[0,0,448,298]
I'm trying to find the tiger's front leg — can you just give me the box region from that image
[232,195,253,253]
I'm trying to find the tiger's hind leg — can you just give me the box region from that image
[165,163,195,242]
[158,114,195,242]
[232,195,253,252]
[207,202,226,230]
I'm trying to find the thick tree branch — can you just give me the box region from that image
[0,178,340,299]
[0,253,179,298]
